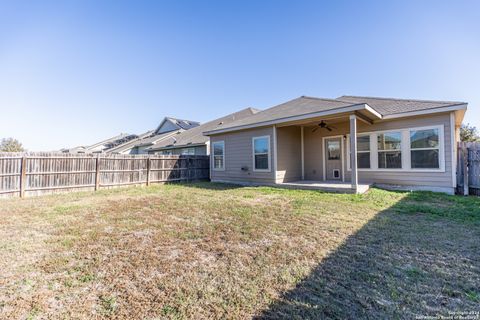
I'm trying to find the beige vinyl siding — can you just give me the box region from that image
[303,112,454,188]
[304,127,325,181]
[210,127,275,184]
[276,126,302,182]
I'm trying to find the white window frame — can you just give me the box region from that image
[377,131,403,170]
[347,125,445,172]
[409,127,441,170]
[252,135,271,172]
[212,141,225,171]
[347,133,371,169]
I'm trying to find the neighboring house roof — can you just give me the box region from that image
[62,133,135,153]
[133,130,180,148]
[154,117,200,134]
[61,146,88,153]
[148,107,259,151]
[204,95,467,135]
[105,130,155,153]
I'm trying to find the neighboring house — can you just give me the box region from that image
[204,95,467,194]
[63,117,200,155]
[61,133,137,154]
[106,117,200,154]
[104,130,156,154]
[148,108,259,155]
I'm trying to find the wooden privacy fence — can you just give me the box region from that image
[457,142,480,196]
[0,152,210,198]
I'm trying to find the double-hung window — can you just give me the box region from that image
[356,135,371,169]
[212,141,225,170]
[410,128,440,169]
[348,135,371,169]
[377,132,402,169]
[253,136,270,171]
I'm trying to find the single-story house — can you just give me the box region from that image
[106,117,200,154]
[148,108,258,155]
[204,95,467,194]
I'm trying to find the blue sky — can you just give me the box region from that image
[0,0,479,151]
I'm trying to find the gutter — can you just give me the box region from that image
[148,142,207,152]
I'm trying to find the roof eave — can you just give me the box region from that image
[203,103,382,136]
[148,142,207,151]
[380,103,468,120]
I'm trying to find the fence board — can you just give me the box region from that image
[0,152,209,198]
[457,142,480,196]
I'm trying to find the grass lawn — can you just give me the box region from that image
[0,182,479,319]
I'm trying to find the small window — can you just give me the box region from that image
[253,136,270,171]
[327,141,341,160]
[410,128,440,169]
[378,132,402,169]
[212,141,225,170]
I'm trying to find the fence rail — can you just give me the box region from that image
[457,142,480,196]
[0,152,209,198]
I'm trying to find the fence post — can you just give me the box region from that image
[463,146,469,196]
[19,156,27,198]
[146,157,151,186]
[95,156,101,191]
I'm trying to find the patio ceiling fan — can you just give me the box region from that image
[312,121,336,132]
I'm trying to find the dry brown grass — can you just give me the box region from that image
[0,182,479,319]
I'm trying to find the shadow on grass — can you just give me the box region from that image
[255,191,480,319]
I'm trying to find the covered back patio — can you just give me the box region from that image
[273,105,381,194]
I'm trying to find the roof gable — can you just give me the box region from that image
[155,117,200,134]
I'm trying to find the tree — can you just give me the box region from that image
[0,138,25,152]
[460,123,480,142]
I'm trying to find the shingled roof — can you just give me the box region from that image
[204,95,467,135]
[105,130,156,153]
[337,95,466,117]
[148,107,259,151]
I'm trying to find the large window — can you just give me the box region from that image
[252,136,270,171]
[377,132,402,169]
[347,125,444,172]
[212,141,225,170]
[410,128,440,169]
